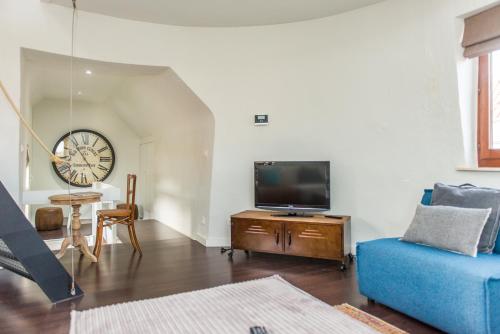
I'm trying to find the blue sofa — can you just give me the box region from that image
[358,189,500,333]
[357,238,500,334]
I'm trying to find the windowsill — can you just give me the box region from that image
[456,166,500,172]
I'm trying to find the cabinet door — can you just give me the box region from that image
[231,219,283,253]
[284,223,342,260]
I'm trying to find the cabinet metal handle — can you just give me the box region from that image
[275,230,280,245]
[288,231,292,246]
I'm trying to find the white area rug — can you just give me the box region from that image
[70,275,388,334]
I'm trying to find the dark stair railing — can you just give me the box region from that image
[0,181,83,303]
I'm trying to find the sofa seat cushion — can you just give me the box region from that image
[357,238,500,334]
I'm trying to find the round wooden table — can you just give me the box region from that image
[49,192,102,262]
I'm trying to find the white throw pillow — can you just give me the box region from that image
[402,204,491,257]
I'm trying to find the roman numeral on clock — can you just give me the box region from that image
[70,136,79,147]
[100,156,112,162]
[81,133,89,145]
[70,170,78,182]
[81,173,88,184]
[97,146,109,153]
[97,165,109,172]
[58,164,70,175]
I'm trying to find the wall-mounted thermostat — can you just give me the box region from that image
[254,114,269,126]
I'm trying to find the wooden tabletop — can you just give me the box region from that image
[231,210,350,225]
[49,192,102,205]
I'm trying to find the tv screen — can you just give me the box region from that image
[254,161,330,211]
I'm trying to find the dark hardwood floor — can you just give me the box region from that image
[38,221,92,240]
[37,219,179,241]
[4,220,441,334]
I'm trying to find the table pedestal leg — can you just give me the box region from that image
[56,204,98,263]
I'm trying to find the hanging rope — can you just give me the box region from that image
[0,81,64,165]
[68,0,78,296]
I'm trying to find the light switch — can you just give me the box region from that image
[254,114,269,126]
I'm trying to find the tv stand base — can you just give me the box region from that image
[229,210,351,271]
[271,212,314,217]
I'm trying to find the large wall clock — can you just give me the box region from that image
[52,129,115,187]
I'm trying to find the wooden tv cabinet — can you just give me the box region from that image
[226,210,352,270]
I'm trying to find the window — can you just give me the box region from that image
[478,51,500,167]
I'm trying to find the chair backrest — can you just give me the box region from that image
[126,174,137,220]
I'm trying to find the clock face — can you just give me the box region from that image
[52,129,115,187]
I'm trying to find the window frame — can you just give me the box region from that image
[478,54,500,167]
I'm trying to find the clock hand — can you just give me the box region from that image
[70,135,96,181]
[72,140,92,168]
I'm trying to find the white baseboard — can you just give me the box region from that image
[193,233,208,246]
[194,233,230,247]
[199,235,230,248]
[155,221,228,248]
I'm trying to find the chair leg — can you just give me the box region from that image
[128,222,142,255]
[93,220,102,258]
[127,225,138,252]
[93,216,104,259]
[132,223,142,255]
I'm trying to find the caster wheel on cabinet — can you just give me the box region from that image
[348,253,354,263]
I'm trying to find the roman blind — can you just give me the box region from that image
[462,4,500,58]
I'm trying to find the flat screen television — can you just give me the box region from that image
[254,161,330,214]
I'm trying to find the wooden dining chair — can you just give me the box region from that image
[93,174,142,259]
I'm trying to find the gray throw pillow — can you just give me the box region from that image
[402,204,491,257]
[431,183,500,253]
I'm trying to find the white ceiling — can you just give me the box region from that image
[23,49,209,138]
[42,0,386,27]
[23,49,167,106]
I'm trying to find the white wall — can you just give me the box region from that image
[30,98,141,218]
[107,70,214,242]
[2,0,500,247]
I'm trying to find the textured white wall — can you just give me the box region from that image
[1,0,500,248]
[107,70,214,242]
